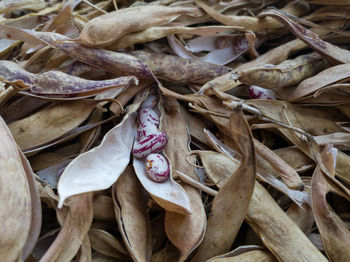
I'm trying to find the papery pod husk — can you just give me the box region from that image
[335,151,350,184]
[111,25,237,49]
[76,235,92,262]
[160,96,206,261]
[40,193,93,262]
[237,53,328,94]
[195,0,309,32]
[246,100,343,136]
[259,9,350,65]
[246,182,327,262]
[286,203,314,236]
[56,81,150,207]
[92,252,130,262]
[0,60,138,95]
[29,143,80,172]
[199,19,346,94]
[132,151,192,216]
[133,92,192,215]
[311,145,350,262]
[151,215,166,253]
[31,229,60,260]
[288,64,350,101]
[88,228,131,260]
[194,150,239,188]
[8,100,97,151]
[0,0,47,13]
[0,116,31,262]
[207,246,277,262]
[113,166,152,262]
[92,195,115,221]
[131,50,231,84]
[192,107,256,261]
[57,112,136,208]
[273,146,314,173]
[18,149,42,260]
[77,5,202,47]
[151,244,180,262]
[0,26,157,80]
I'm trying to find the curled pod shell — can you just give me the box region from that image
[137,121,158,141]
[249,85,276,100]
[133,131,168,159]
[140,95,158,109]
[145,153,170,182]
[138,108,159,126]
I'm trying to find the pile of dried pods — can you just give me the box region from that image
[0,0,350,262]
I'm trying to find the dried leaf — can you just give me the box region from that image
[57,113,136,208]
[192,108,256,261]
[0,116,31,262]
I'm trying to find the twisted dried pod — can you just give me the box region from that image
[145,153,170,182]
[132,131,168,159]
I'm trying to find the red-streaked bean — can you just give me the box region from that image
[145,153,170,182]
[137,121,158,141]
[138,108,159,126]
[132,131,168,159]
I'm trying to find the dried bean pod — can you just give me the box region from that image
[133,131,168,159]
[249,85,276,100]
[137,121,158,141]
[145,153,170,182]
[138,108,159,126]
